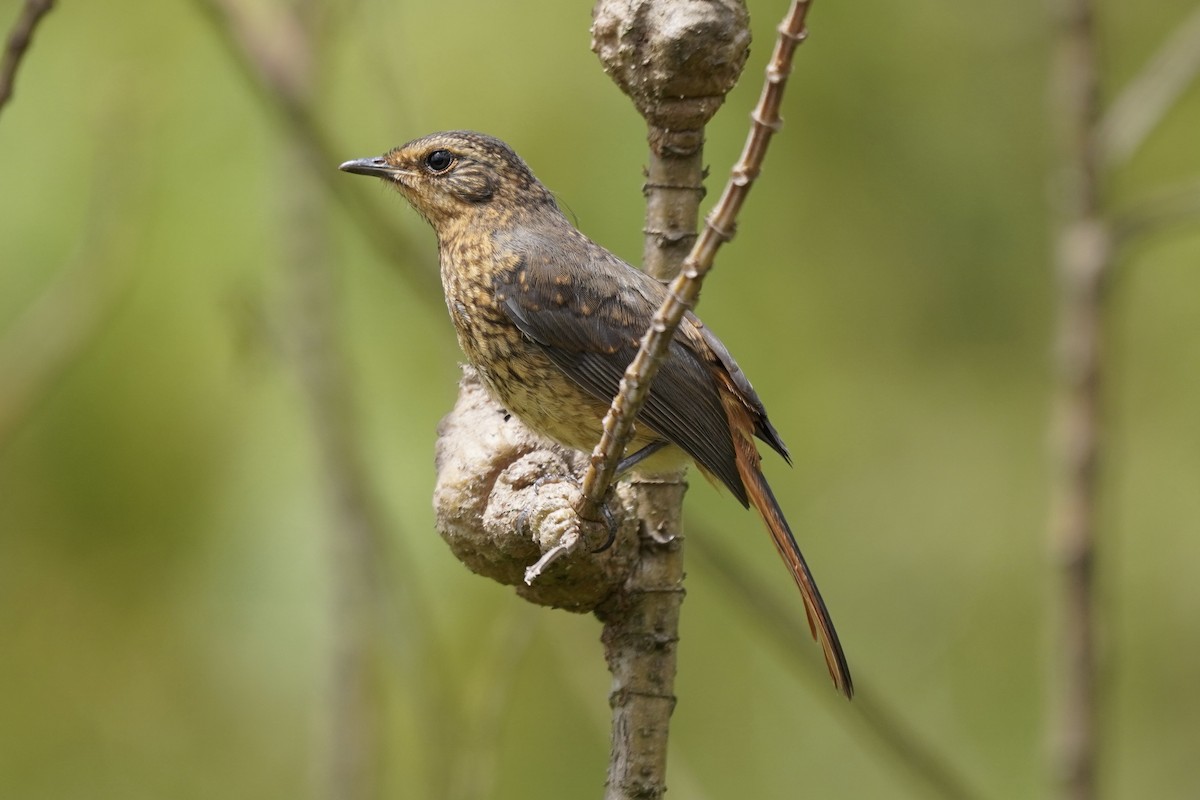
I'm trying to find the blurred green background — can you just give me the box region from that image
[1,0,1198,797]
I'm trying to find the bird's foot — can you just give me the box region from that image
[590,502,620,553]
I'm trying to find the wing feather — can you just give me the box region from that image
[493,225,750,504]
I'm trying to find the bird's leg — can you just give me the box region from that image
[580,440,667,553]
[615,439,669,477]
[590,502,620,553]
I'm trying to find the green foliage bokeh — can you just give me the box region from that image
[1,0,1198,797]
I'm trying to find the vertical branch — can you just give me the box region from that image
[275,12,385,800]
[1048,0,1108,797]
[190,0,441,307]
[591,0,820,796]
[581,0,810,519]
[640,127,708,280]
[284,136,385,800]
[590,1,751,796]
[595,31,720,800]
[597,480,688,800]
[196,1,398,797]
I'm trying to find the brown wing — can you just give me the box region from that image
[493,224,757,504]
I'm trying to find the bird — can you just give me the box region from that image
[340,131,853,697]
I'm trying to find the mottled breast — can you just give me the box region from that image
[439,239,613,453]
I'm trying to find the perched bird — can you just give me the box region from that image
[340,131,852,697]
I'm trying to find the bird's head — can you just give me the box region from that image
[339,131,556,231]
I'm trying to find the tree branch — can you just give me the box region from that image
[194,1,447,796]
[1113,176,1200,245]
[578,0,813,520]
[688,529,991,800]
[1098,4,1200,168]
[191,0,442,307]
[1048,0,1109,797]
[0,164,138,452]
[0,0,54,119]
[588,2,811,798]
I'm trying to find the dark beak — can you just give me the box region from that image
[338,156,404,179]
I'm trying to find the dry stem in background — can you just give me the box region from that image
[0,156,140,451]
[1048,0,1107,797]
[266,14,386,800]
[0,0,54,118]
[1097,3,1200,168]
[195,1,442,797]
[192,0,441,307]
[688,530,988,800]
[1047,4,1200,799]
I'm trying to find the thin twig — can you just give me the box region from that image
[1113,177,1200,245]
[577,0,813,522]
[0,164,139,451]
[688,529,991,800]
[0,0,54,119]
[1098,4,1200,168]
[191,0,442,307]
[1048,0,1108,797]
[194,1,450,796]
[267,13,385,799]
[523,529,582,584]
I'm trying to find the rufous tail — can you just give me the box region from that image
[733,430,854,698]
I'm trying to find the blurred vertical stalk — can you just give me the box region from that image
[0,145,139,452]
[275,4,383,798]
[194,1,467,794]
[1048,0,1108,797]
[284,137,384,799]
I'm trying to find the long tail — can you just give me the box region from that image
[732,427,854,698]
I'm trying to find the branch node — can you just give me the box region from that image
[591,0,751,131]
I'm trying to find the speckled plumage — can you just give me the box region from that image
[340,131,853,697]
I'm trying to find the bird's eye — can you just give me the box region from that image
[424,149,456,173]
